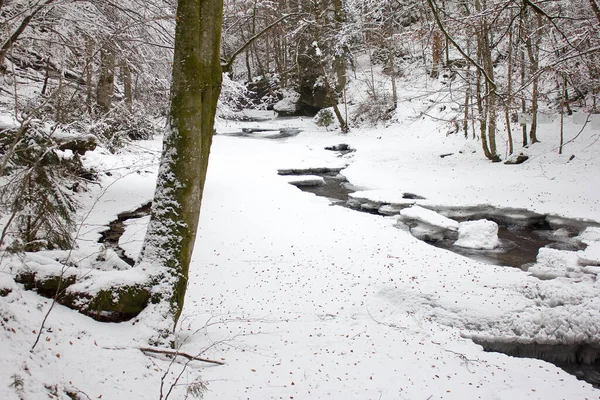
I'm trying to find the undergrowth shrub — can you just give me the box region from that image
[0,121,94,252]
[351,99,395,126]
[87,104,155,152]
[314,108,335,130]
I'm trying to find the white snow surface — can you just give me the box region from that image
[1,111,600,399]
[455,219,500,250]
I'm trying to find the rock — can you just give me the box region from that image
[403,192,426,200]
[325,144,354,152]
[504,153,529,165]
[14,270,150,322]
[57,134,97,155]
[273,92,303,116]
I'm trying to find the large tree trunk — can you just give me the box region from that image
[137,0,223,340]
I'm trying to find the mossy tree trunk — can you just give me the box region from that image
[137,0,223,337]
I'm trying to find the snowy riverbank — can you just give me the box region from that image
[1,112,599,399]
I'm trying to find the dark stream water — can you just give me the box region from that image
[98,202,152,266]
[280,144,600,389]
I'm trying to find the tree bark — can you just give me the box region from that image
[123,62,133,111]
[96,47,115,114]
[333,0,347,94]
[525,10,542,144]
[138,0,223,338]
[504,20,514,155]
[85,38,94,115]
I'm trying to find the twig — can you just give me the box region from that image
[140,346,225,365]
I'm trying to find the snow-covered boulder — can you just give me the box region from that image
[528,247,581,279]
[454,219,499,249]
[398,206,459,241]
[273,90,302,116]
[400,205,459,231]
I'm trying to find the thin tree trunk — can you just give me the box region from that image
[519,2,528,146]
[41,57,50,96]
[431,29,443,78]
[333,0,346,94]
[559,74,567,154]
[481,8,500,161]
[85,38,94,115]
[504,21,514,155]
[96,47,115,114]
[525,12,542,144]
[123,62,133,111]
[476,69,492,159]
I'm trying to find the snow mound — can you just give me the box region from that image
[528,248,582,279]
[454,219,499,249]
[399,205,458,231]
[577,226,600,244]
[578,242,600,266]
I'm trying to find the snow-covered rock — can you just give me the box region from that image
[454,219,499,249]
[273,90,302,116]
[528,247,582,279]
[399,205,459,230]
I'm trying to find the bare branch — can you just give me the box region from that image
[140,346,225,365]
[221,13,301,73]
[425,0,496,91]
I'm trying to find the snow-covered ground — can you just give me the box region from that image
[1,106,600,399]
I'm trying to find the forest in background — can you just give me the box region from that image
[1,0,598,144]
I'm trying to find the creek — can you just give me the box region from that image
[281,143,600,388]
